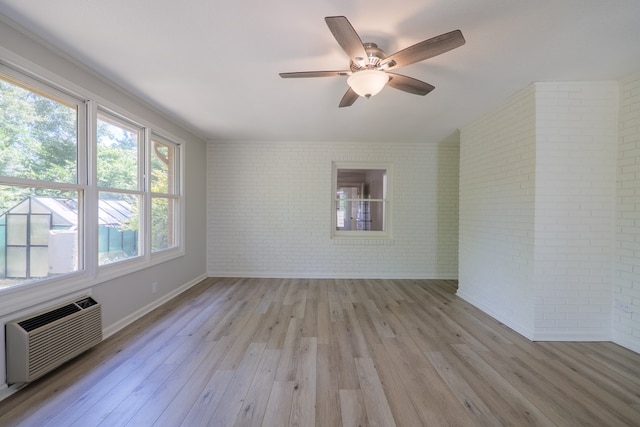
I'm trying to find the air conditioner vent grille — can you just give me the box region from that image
[18,304,81,332]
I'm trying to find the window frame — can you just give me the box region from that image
[0,64,87,287]
[331,161,393,240]
[148,133,182,254]
[95,107,145,267]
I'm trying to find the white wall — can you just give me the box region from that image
[0,17,208,396]
[459,81,619,341]
[458,85,537,338]
[533,82,618,340]
[207,140,459,278]
[614,72,640,353]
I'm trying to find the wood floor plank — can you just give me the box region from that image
[288,337,317,427]
[274,318,303,382]
[201,342,267,426]
[315,343,342,427]
[363,339,426,426]
[339,389,367,427]
[329,318,361,390]
[316,300,330,346]
[328,289,345,323]
[363,299,396,339]
[261,381,295,427]
[1,278,640,427]
[174,369,234,427]
[354,357,397,427]
[232,348,281,427]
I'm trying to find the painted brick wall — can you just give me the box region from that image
[614,72,640,353]
[207,140,459,278]
[458,85,537,338]
[533,82,618,340]
[460,81,619,341]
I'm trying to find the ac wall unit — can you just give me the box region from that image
[5,296,102,384]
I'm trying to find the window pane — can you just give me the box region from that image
[7,214,27,245]
[98,192,140,265]
[0,186,81,287]
[0,76,78,183]
[335,167,387,233]
[151,139,176,194]
[6,247,26,278]
[29,246,49,277]
[30,214,51,245]
[97,113,140,190]
[151,196,176,251]
[335,200,385,231]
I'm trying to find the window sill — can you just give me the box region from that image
[332,234,394,245]
[0,247,184,320]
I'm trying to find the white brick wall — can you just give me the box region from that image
[459,81,619,341]
[207,140,459,278]
[614,72,640,353]
[534,82,618,340]
[459,85,537,338]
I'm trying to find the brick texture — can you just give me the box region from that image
[614,72,640,352]
[459,81,619,341]
[207,140,459,279]
[459,85,537,338]
[533,82,618,340]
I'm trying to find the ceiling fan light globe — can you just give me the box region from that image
[347,69,389,98]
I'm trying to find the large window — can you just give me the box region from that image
[332,162,391,238]
[0,65,182,291]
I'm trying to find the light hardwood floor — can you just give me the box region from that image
[1,278,639,426]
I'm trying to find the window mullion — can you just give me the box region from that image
[143,127,151,261]
[85,100,98,277]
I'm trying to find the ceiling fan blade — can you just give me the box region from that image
[325,16,368,63]
[339,87,359,108]
[280,71,350,78]
[381,30,465,70]
[387,73,435,96]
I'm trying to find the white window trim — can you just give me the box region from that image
[331,161,393,240]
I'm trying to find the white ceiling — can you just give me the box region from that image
[1,0,639,143]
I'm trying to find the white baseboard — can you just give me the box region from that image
[0,379,26,403]
[456,290,618,343]
[612,334,640,354]
[456,290,535,340]
[531,332,612,342]
[102,273,207,339]
[206,271,458,280]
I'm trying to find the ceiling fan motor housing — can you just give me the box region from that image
[351,43,387,71]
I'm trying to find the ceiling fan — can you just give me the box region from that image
[279,16,465,107]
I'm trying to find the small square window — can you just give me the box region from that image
[332,162,391,239]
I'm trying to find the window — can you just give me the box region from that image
[150,135,179,252]
[0,70,84,289]
[332,162,391,238]
[0,64,182,291]
[96,111,142,265]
